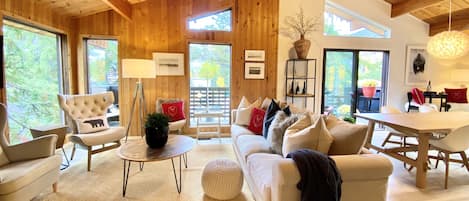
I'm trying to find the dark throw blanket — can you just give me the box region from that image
[286,149,342,201]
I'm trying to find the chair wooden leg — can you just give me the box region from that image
[435,151,442,169]
[403,136,408,169]
[444,152,450,189]
[381,133,393,147]
[52,182,58,192]
[87,146,92,172]
[70,144,76,160]
[459,151,469,172]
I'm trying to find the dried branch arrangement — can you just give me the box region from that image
[284,8,321,38]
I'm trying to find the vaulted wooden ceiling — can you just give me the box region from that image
[384,0,469,35]
[37,0,469,36]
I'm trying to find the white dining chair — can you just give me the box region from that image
[380,106,416,147]
[418,103,438,113]
[430,125,469,189]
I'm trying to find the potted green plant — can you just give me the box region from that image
[359,79,378,98]
[144,113,170,148]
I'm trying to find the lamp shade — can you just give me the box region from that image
[427,31,469,60]
[122,59,156,78]
[451,69,469,82]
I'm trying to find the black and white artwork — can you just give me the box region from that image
[245,62,265,79]
[153,52,184,76]
[405,45,429,85]
[244,50,265,62]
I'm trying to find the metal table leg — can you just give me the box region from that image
[182,153,188,168]
[171,156,182,193]
[60,148,70,170]
[122,160,131,197]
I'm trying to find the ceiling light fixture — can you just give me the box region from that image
[426,0,469,60]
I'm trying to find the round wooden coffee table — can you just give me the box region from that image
[117,135,194,196]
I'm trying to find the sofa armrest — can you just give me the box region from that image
[271,154,393,201]
[6,134,57,162]
[231,109,237,124]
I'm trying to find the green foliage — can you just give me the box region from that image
[145,113,169,129]
[189,44,230,88]
[3,21,62,143]
[199,62,220,80]
[87,39,118,93]
[343,116,356,124]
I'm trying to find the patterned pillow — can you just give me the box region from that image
[445,88,468,103]
[75,116,109,134]
[247,107,266,135]
[267,111,299,154]
[161,101,185,122]
[411,88,425,105]
[263,100,291,138]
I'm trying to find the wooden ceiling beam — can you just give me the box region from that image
[428,8,469,35]
[101,0,132,21]
[391,0,444,18]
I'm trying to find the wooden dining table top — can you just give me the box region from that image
[355,112,469,134]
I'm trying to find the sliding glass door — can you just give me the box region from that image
[322,49,388,119]
[3,19,65,143]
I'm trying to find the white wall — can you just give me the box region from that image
[278,0,469,112]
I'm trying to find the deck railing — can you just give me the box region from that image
[189,87,230,126]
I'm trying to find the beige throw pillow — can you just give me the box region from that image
[326,115,368,155]
[282,115,333,157]
[235,96,260,126]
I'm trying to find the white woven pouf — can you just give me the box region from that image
[201,159,243,200]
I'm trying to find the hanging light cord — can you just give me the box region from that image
[449,0,452,31]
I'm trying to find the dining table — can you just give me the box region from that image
[355,111,469,188]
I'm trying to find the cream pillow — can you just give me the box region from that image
[75,115,109,134]
[326,115,368,155]
[235,96,261,126]
[282,115,333,157]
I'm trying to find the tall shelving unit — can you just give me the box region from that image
[285,59,317,110]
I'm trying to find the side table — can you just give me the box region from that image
[194,112,223,143]
[30,125,70,170]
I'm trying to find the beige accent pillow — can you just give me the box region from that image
[75,115,109,134]
[282,115,333,157]
[235,97,261,126]
[326,115,368,155]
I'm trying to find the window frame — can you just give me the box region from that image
[187,8,233,32]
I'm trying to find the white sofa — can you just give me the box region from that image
[231,110,393,201]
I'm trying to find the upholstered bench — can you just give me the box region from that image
[201,159,243,200]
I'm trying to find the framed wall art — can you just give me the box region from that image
[405,45,429,85]
[244,50,265,62]
[245,62,265,79]
[152,52,184,76]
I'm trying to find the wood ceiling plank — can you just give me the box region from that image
[101,0,132,21]
[428,7,469,35]
[391,0,445,18]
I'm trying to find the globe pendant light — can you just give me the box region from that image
[427,0,469,60]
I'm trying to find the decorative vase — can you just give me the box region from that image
[294,34,311,59]
[362,87,376,98]
[145,126,169,148]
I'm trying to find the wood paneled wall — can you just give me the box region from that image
[77,0,279,135]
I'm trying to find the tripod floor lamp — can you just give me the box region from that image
[122,59,156,142]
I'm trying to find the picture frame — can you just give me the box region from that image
[245,62,265,79]
[152,52,184,76]
[405,45,429,85]
[244,50,265,62]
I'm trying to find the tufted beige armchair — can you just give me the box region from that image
[156,98,186,134]
[0,103,61,200]
[58,92,125,171]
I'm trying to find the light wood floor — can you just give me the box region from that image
[35,133,469,201]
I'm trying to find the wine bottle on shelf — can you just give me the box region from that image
[290,81,294,95]
[295,81,300,94]
[426,81,432,92]
[302,81,306,94]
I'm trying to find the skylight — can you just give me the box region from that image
[324,1,391,38]
[188,10,232,31]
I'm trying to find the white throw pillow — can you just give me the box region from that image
[282,115,333,157]
[235,96,260,126]
[75,116,109,134]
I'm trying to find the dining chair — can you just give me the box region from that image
[380,106,416,147]
[418,103,438,113]
[429,125,469,189]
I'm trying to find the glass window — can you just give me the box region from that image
[324,1,391,38]
[3,19,64,144]
[188,10,232,31]
[189,43,231,126]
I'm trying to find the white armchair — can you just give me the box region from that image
[0,103,61,200]
[156,98,186,134]
[58,92,125,171]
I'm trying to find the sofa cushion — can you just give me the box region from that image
[247,153,283,201]
[445,88,468,103]
[69,126,125,146]
[235,97,261,126]
[282,115,333,157]
[247,107,266,135]
[236,135,272,163]
[267,111,299,155]
[0,155,61,195]
[231,124,255,142]
[326,115,368,155]
[448,102,469,112]
[263,100,291,138]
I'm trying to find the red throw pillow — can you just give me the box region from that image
[161,101,185,122]
[411,88,425,105]
[445,88,468,103]
[248,107,265,135]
